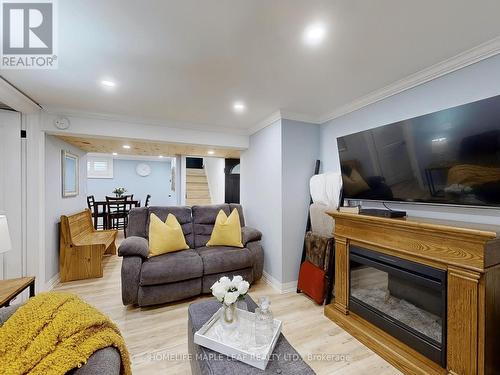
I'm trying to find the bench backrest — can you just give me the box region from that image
[60,209,94,245]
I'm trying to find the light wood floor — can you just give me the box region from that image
[54,255,401,374]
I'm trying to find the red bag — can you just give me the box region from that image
[297,260,326,304]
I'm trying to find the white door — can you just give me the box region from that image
[0,110,23,279]
[371,123,414,186]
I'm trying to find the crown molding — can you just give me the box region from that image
[248,110,321,135]
[318,35,500,124]
[247,110,282,135]
[43,106,250,136]
[0,76,41,113]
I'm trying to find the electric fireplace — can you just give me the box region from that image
[349,246,447,367]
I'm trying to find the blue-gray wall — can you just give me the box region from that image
[282,119,320,283]
[45,135,87,282]
[320,54,500,224]
[87,159,176,206]
[241,120,283,283]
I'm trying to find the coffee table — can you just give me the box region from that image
[188,295,316,374]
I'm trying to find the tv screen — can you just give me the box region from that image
[337,95,500,207]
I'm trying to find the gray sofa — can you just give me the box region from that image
[118,204,264,307]
[0,305,121,375]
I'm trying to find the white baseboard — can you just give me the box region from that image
[262,271,297,294]
[45,273,60,291]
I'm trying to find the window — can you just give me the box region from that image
[87,156,114,178]
[230,164,240,174]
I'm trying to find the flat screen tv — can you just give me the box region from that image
[337,95,500,208]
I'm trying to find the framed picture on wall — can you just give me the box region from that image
[62,150,79,197]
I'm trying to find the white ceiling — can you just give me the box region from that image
[3,0,500,132]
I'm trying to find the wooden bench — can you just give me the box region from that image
[60,209,118,282]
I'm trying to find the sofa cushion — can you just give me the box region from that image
[126,207,149,238]
[196,246,253,275]
[140,249,203,285]
[147,206,194,248]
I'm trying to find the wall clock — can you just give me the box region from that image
[136,163,151,177]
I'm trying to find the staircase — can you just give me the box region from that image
[186,168,212,206]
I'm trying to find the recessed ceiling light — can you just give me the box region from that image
[207,150,215,155]
[233,101,246,113]
[122,145,131,149]
[303,22,327,46]
[101,80,116,88]
[112,152,118,156]
[158,155,164,158]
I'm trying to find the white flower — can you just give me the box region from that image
[232,275,243,284]
[212,284,226,302]
[224,291,239,305]
[219,276,231,287]
[211,281,228,302]
[237,281,249,295]
[210,281,220,291]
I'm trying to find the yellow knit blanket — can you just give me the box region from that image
[0,292,131,375]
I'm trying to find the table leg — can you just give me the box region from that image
[29,280,35,298]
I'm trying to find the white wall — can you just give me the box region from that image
[44,135,87,283]
[204,157,225,204]
[241,120,283,283]
[0,110,22,280]
[320,53,500,225]
[281,120,320,283]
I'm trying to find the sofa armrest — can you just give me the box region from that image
[118,236,149,258]
[242,227,262,246]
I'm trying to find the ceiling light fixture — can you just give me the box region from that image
[122,145,131,149]
[207,150,215,155]
[112,152,118,156]
[303,22,327,46]
[101,80,116,88]
[158,155,164,158]
[233,101,246,113]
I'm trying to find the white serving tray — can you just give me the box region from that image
[194,307,282,370]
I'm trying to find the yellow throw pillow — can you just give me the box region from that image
[207,209,243,248]
[148,213,189,257]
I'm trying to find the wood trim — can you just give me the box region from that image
[328,212,498,240]
[325,304,447,375]
[330,212,497,272]
[333,237,349,314]
[447,267,480,375]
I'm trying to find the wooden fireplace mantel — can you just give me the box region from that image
[324,211,500,375]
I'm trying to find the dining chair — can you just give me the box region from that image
[105,196,129,231]
[87,195,107,230]
[145,194,151,207]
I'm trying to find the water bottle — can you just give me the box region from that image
[255,296,274,346]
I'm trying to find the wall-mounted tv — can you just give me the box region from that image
[337,95,500,208]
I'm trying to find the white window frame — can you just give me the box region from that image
[87,156,114,179]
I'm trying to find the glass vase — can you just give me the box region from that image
[220,303,239,331]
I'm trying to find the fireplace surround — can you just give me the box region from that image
[349,246,447,366]
[325,211,500,375]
